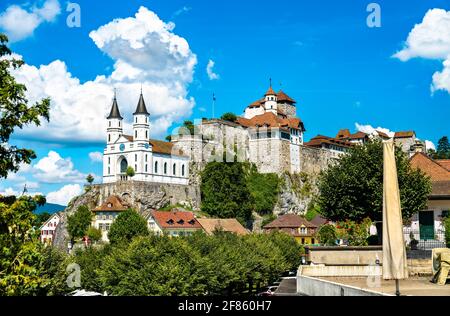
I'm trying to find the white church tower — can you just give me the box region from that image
[106,91,123,144]
[133,90,150,145]
[264,80,277,115]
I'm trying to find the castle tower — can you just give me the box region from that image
[133,90,150,143]
[264,81,277,114]
[106,92,123,144]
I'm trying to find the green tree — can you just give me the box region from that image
[0,195,50,295]
[245,164,281,215]
[318,140,431,222]
[87,226,102,244]
[126,166,135,178]
[317,224,337,246]
[200,161,254,224]
[108,209,148,245]
[33,212,51,228]
[435,136,450,159]
[179,120,195,135]
[86,174,94,185]
[67,205,93,243]
[220,112,237,122]
[444,217,450,248]
[0,34,50,179]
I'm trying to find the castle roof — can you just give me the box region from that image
[107,96,123,120]
[264,86,277,96]
[304,135,354,148]
[133,92,150,115]
[410,152,450,182]
[276,90,296,103]
[237,112,305,131]
[394,131,415,138]
[151,210,202,229]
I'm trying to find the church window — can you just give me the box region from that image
[108,167,110,174]
[135,117,137,123]
[145,155,148,162]
[155,161,158,173]
[145,164,148,172]
[108,157,110,164]
[135,164,137,172]
[164,162,167,175]
[182,165,185,176]
[119,121,121,127]
[135,131,137,138]
[109,121,111,127]
[108,134,111,142]
[135,154,138,162]
[146,131,148,139]
[173,163,176,175]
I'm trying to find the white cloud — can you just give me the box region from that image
[425,140,436,151]
[0,0,61,42]
[12,6,197,144]
[46,184,82,205]
[393,8,450,94]
[355,123,395,138]
[33,151,86,184]
[89,151,103,163]
[173,6,191,18]
[206,59,220,80]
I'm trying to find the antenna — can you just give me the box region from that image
[269,77,272,87]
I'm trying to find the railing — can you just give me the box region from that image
[403,228,446,250]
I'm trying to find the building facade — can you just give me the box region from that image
[92,195,129,242]
[40,213,61,245]
[263,214,319,245]
[146,210,203,237]
[103,92,189,185]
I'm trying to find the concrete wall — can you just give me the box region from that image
[299,265,382,277]
[306,246,383,266]
[296,275,388,296]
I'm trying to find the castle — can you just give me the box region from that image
[102,91,189,185]
[103,84,429,185]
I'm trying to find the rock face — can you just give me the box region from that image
[53,181,200,250]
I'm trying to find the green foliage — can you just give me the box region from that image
[126,166,135,178]
[336,219,372,246]
[445,217,450,248]
[0,194,56,295]
[108,209,148,245]
[178,120,195,135]
[200,162,254,224]
[67,205,92,243]
[0,34,50,179]
[261,214,277,228]
[87,226,102,243]
[220,112,237,122]
[317,224,337,246]
[86,174,94,185]
[165,135,172,142]
[318,140,431,222]
[245,164,281,215]
[305,202,320,222]
[434,136,450,159]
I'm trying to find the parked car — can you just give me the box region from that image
[256,286,278,296]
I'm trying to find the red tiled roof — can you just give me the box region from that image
[348,131,368,140]
[151,210,202,229]
[265,86,276,96]
[249,98,265,108]
[394,131,415,138]
[437,160,450,171]
[122,135,187,157]
[336,129,351,139]
[304,135,354,148]
[263,214,317,229]
[376,130,390,139]
[277,90,296,104]
[93,195,128,212]
[410,153,450,182]
[197,218,249,235]
[237,112,304,131]
[309,215,330,227]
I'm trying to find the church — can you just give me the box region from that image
[102,92,189,185]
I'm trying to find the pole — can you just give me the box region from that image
[212,93,216,119]
[395,279,400,296]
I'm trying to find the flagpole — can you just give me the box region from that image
[212,93,216,119]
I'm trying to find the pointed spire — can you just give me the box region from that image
[107,89,123,119]
[133,87,150,115]
[265,78,276,96]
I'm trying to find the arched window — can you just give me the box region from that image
[108,134,111,142]
[135,154,138,162]
[119,121,121,127]
[135,130,137,138]
[164,162,167,175]
[155,161,158,174]
[145,164,148,172]
[173,163,176,175]
[146,131,148,139]
[109,121,111,127]
[182,165,185,177]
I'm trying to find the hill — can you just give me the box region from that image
[35,203,66,215]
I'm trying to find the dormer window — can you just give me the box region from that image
[188,219,196,225]
[177,219,185,225]
[108,203,112,208]
[167,219,174,225]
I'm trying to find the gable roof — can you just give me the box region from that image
[93,195,128,212]
[263,214,317,229]
[437,160,450,171]
[237,112,305,131]
[151,210,202,229]
[277,90,296,104]
[304,135,354,148]
[309,215,330,227]
[122,135,187,157]
[39,213,61,230]
[410,153,450,182]
[197,218,249,235]
[336,129,351,139]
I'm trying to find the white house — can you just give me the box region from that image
[103,91,189,185]
[40,213,61,245]
[92,195,129,242]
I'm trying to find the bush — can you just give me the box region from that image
[317,224,337,246]
[108,209,148,245]
[87,226,102,243]
[445,217,450,248]
[220,112,237,122]
[336,219,372,246]
[67,205,93,243]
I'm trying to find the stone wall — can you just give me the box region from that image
[299,145,341,176]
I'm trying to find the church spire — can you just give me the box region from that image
[133,89,150,115]
[107,90,123,119]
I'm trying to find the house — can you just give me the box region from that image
[304,135,353,154]
[146,210,203,237]
[92,195,129,242]
[197,218,249,235]
[103,91,189,184]
[406,153,450,248]
[309,214,331,227]
[40,213,61,245]
[263,214,318,245]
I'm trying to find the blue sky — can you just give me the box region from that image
[1,0,449,204]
